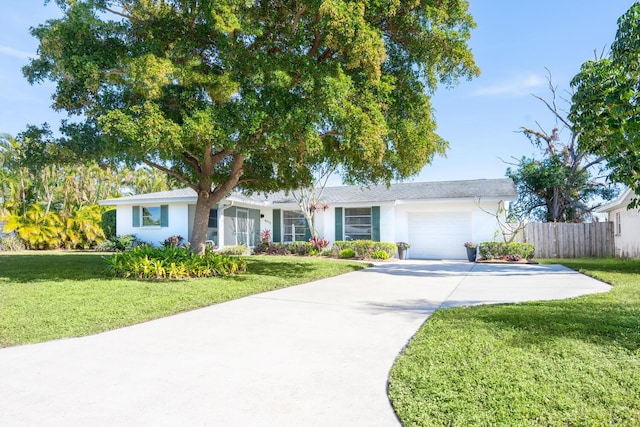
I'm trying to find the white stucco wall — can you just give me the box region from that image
[608,192,640,258]
[116,203,190,246]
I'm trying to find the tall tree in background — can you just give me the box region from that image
[1,132,177,248]
[571,2,640,205]
[506,73,616,222]
[24,0,479,253]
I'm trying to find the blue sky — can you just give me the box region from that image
[0,1,636,183]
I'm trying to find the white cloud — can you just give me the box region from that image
[0,45,34,60]
[472,73,546,97]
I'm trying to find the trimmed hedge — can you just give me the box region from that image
[105,246,247,279]
[332,240,397,259]
[478,241,535,260]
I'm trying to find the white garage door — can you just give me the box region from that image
[407,212,472,259]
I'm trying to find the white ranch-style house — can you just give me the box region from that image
[99,178,518,260]
[597,187,640,258]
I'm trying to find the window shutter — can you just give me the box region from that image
[372,206,380,241]
[160,205,169,227]
[132,206,140,227]
[335,207,343,241]
[273,209,281,242]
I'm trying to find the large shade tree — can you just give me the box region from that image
[570,2,640,205]
[25,0,479,252]
[506,75,616,222]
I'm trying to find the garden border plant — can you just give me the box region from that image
[478,241,535,261]
[105,246,247,279]
[331,240,397,259]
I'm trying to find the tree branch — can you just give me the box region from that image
[292,4,307,34]
[142,159,196,191]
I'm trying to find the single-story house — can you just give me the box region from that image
[597,187,640,258]
[99,178,517,260]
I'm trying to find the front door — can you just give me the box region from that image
[236,209,250,246]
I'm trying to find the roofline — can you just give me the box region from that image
[595,187,632,213]
[99,196,197,206]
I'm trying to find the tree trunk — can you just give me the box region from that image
[189,153,245,255]
[191,193,216,255]
[302,210,317,239]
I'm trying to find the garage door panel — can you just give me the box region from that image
[408,212,471,259]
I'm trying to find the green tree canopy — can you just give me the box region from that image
[507,74,616,223]
[25,0,479,252]
[570,2,640,204]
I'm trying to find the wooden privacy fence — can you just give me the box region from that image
[520,222,615,258]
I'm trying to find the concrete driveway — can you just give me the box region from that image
[0,261,610,427]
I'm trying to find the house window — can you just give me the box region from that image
[208,209,218,228]
[283,210,307,242]
[616,212,621,235]
[142,207,161,226]
[344,207,372,240]
[132,205,167,227]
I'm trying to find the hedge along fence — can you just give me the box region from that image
[331,240,397,259]
[478,242,535,261]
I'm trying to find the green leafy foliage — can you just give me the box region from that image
[2,203,105,249]
[571,3,640,203]
[111,234,140,251]
[217,245,249,256]
[506,75,616,223]
[101,209,116,241]
[289,241,314,256]
[339,248,356,259]
[507,154,615,222]
[24,0,479,252]
[332,240,397,259]
[478,242,535,260]
[371,250,389,260]
[105,246,247,279]
[162,235,184,248]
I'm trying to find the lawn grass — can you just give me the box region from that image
[0,252,365,347]
[389,258,640,426]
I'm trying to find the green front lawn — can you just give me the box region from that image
[0,252,365,347]
[389,258,640,426]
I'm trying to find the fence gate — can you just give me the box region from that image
[521,222,614,258]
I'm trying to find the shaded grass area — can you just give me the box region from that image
[0,252,365,347]
[389,258,640,426]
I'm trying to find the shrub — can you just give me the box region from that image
[104,246,247,279]
[0,235,26,251]
[162,235,184,248]
[478,241,535,260]
[101,209,117,241]
[332,240,397,259]
[508,242,535,259]
[95,239,116,252]
[252,241,270,254]
[267,243,291,255]
[289,241,313,256]
[339,248,356,258]
[371,250,389,260]
[218,244,249,255]
[112,234,140,251]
